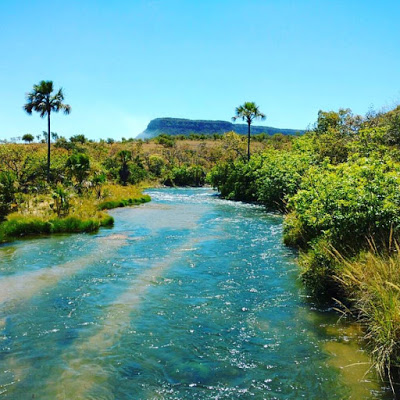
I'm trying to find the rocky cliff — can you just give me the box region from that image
[137,118,304,139]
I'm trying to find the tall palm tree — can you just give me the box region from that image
[24,81,71,182]
[232,102,266,161]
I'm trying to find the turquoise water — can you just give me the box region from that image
[0,188,389,399]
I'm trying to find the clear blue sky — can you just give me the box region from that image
[0,0,399,140]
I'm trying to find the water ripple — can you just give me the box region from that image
[0,188,390,399]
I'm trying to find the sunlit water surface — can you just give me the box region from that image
[0,188,390,399]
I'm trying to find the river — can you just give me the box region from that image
[0,188,390,399]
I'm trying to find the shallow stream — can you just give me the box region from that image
[0,188,390,399]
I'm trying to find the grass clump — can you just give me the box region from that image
[50,215,114,233]
[98,194,151,210]
[0,213,114,242]
[336,244,400,388]
[0,183,147,242]
[0,216,52,241]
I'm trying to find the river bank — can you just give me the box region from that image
[208,105,400,394]
[0,184,150,243]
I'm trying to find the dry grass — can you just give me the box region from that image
[334,243,400,388]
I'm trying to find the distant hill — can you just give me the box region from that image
[137,118,305,139]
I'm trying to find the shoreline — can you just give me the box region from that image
[0,193,151,244]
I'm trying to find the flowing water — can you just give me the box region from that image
[0,188,390,399]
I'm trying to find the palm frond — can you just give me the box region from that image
[232,102,266,124]
[24,80,71,117]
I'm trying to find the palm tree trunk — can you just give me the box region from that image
[47,112,51,182]
[247,121,251,161]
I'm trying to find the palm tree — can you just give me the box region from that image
[232,102,266,161]
[24,81,71,182]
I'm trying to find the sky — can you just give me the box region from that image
[0,0,399,141]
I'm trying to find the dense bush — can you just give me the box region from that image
[210,107,400,310]
[66,152,90,187]
[208,158,261,201]
[163,165,206,187]
[128,163,148,184]
[51,185,70,217]
[0,172,16,221]
[147,155,165,177]
[208,149,312,208]
[285,157,400,249]
[156,134,175,147]
[256,150,312,209]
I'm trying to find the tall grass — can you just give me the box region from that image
[0,214,114,242]
[334,242,400,390]
[98,195,151,210]
[0,183,148,243]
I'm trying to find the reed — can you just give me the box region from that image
[334,242,400,389]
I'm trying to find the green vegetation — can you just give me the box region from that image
[98,195,151,210]
[336,244,400,385]
[209,105,400,383]
[0,172,16,221]
[22,133,34,143]
[0,182,150,243]
[0,214,114,242]
[0,127,283,243]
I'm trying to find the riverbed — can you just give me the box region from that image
[0,188,389,399]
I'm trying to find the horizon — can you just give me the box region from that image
[2,115,305,143]
[1,1,399,141]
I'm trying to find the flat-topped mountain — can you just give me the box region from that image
[137,118,304,139]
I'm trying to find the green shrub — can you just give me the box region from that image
[51,185,70,217]
[283,212,305,247]
[66,152,90,187]
[256,150,311,209]
[128,163,148,184]
[148,155,165,177]
[163,165,206,187]
[100,215,114,227]
[209,150,311,208]
[208,158,261,201]
[286,157,400,249]
[156,134,175,147]
[0,172,16,221]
